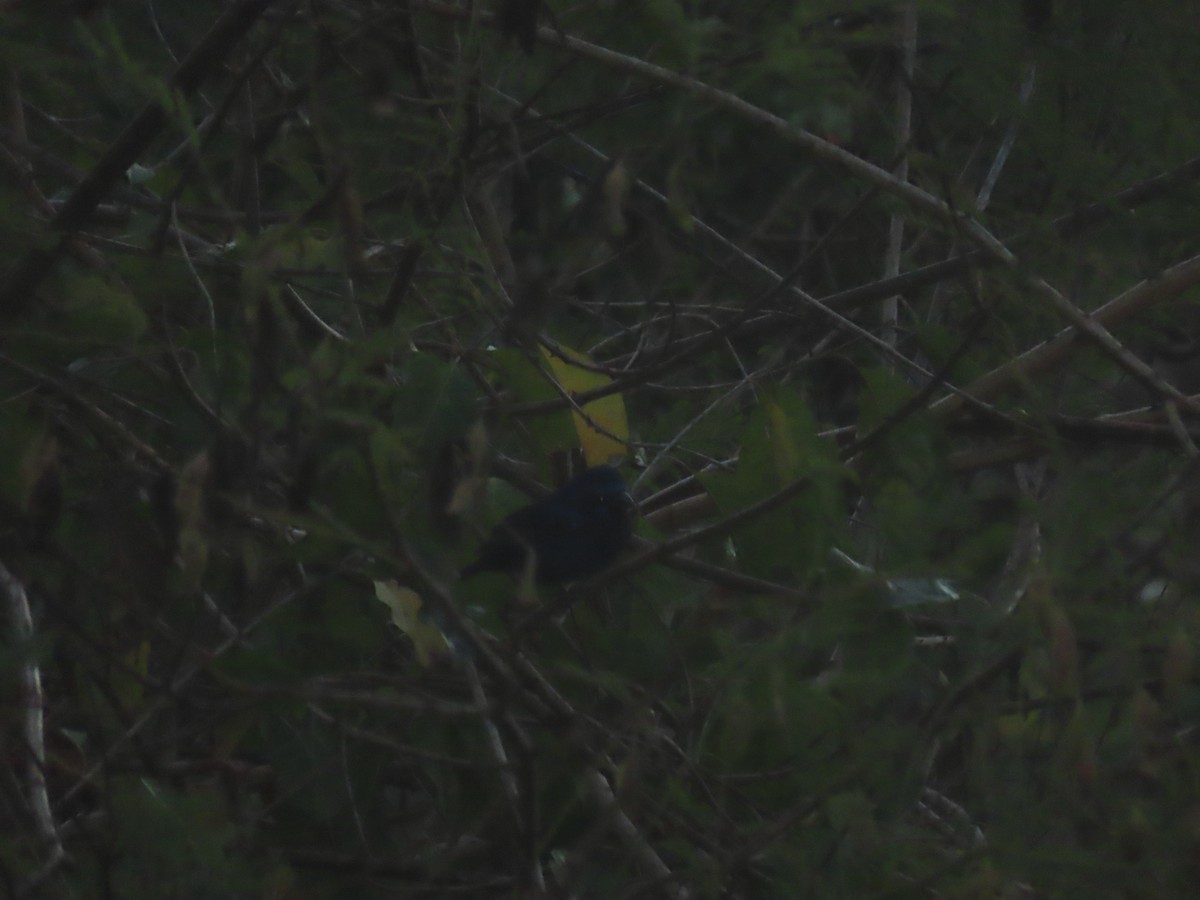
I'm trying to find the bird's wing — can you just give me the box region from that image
[504,496,585,542]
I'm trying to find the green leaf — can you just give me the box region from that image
[488,348,577,468]
[703,389,846,580]
[392,352,479,456]
[0,410,53,513]
[55,271,147,344]
[367,424,414,510]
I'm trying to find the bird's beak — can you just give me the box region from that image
[618,492,636,514]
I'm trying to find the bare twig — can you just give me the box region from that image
[880,2,917,354]
[1,562,65,894]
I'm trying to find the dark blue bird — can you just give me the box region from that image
[460,465,634,583]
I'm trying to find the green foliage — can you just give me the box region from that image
[705,389,847,581]
[71,778,265,898]
[1,1,1199,896]
[487,347,579,470]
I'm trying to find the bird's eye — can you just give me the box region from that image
[595,492,633,511]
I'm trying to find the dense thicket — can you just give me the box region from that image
[2,2,1199,896]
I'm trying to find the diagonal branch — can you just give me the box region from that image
[930,253,1200,419]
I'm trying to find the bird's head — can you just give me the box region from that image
[460,464,634,584]
[564,465,635,517]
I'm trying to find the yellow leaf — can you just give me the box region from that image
[373,580,452,667]
[540,344,628,466]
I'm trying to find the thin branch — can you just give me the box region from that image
[1,562,65,894]
[976,62,1037,211]
[880,2,917,353]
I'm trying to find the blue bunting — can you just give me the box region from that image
[461,465,634,583]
